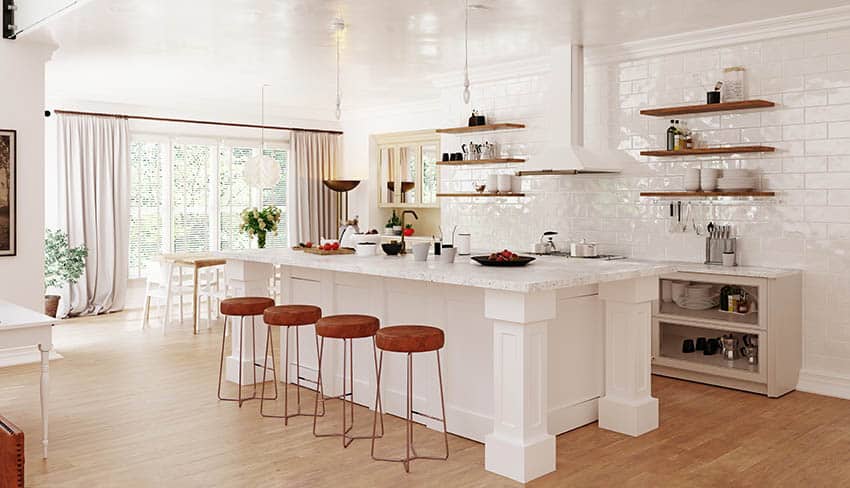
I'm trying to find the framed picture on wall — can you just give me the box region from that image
[0,129,15,256]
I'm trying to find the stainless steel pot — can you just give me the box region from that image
[570,239,598,257]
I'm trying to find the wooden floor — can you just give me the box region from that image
[2,310,849,487]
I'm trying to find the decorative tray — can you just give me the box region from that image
[471,255,536,267]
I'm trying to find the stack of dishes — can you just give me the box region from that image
[717,169,756,191]
[684,169,701,191]
[673,283,720,310]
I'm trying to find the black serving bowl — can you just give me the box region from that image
[471,255,536,267]
[382,242,403,256]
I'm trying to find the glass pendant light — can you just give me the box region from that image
[245,84,281,189]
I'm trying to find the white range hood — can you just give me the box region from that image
[519,45,631,176]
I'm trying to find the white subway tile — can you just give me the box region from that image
[807,172,850,188]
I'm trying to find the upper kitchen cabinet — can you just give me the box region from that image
[375,130,440,208]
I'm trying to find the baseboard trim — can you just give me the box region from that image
[0,346,63,368]
[797,370,850,400]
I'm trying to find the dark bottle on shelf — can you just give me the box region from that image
[666,120,677,151]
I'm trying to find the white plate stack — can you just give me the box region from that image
[717,169,756,191]
[684,168,701,191]
[673,283,720,310]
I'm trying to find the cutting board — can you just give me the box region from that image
[302,247,355,256]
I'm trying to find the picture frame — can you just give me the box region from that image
[0,129,16,256]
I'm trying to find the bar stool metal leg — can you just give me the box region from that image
[313,336,384,447]
[371,349,449,472]
[260,325,325,422]
[217,315,262,407]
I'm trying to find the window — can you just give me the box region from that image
[127,136,289,279]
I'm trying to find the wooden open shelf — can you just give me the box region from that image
[436,123,525,134]
[640,191,775,198]
[640,100,775,117]
[640,146,775,157]
[437,158,525,166]
[437,192,525,197]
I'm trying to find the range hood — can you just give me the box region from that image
[518,45,631,176]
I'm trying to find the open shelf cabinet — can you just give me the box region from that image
[640,100,776,117]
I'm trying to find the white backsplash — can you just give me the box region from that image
[433,29,850,380]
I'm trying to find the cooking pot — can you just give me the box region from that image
[570,239,598,258]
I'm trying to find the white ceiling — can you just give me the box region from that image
[36,0,850,117]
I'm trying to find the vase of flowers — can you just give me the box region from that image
[240,205,281,249]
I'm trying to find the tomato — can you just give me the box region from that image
[305,241,313,248]
[331,242,340,250]
[403,228,414,237]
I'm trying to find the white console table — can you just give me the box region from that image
[0,300,54,459]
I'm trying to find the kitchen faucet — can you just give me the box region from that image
[400,210,419,254]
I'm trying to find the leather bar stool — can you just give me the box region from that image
[313,314,384,447]
[260,305,326,424]
[217,296,276,407]
[371,325,448,473]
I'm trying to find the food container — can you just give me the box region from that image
[570,239,598,257]
[412,242,430,261]
[722,67,745,102]
[497,174,512,192]
[456,233,471,255]
[487,175,499,193]
[440,246,457,263]
[356,242,378,256]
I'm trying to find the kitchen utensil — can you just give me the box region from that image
[695,337,707,351]
[481,141,494,159]
[442,153,450,161]
[456,233,471,255]
[440,246,457,263]
[685,168,701,191]
[682,339,696,353]
[412,242,430,261]
[701,168,720,191]
[497,174,512,192]
[382,242,403,256]
[487,175,499,193]
[536,231,558,255]
[722,251,736,267]
[355,242,378,256]
[721,335,738,360]
[707,90,721,104]
[570,239,598,257]
[704,338,720,355]
[474,183,486,193]
[741,344,758,364]
[472,255,536,267]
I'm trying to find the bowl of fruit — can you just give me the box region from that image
[472,249,536,267]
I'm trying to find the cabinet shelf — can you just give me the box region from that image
[436,158,525,166]
[640,191,775,198]
[436,192,525,197]
[640,99,775,117]
[435,123,525,134]
[640,146,775,157]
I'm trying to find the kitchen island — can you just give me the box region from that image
[219,249,675,483]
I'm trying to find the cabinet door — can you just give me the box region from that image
[400,144,418,205]
[421,143,438,205]
[379,146,395,204]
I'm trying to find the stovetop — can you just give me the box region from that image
[529,251,627,261]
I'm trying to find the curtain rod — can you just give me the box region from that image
[46,109,344,135]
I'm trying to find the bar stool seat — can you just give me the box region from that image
[316,314,379,339]
[313,314,383,447]
[260,304,325,424]
[220,297,275,317]
[264,304,322,326]
[376,326,444,353]
[372,325,449,473]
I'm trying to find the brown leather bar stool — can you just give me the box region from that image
[313,314,384,447]
[260,305,326,424]
[371,325,448,473]
[217,296,276,407]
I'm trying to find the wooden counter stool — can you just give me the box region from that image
[371,325,448,473]
[260,305,326,424]
[313,314,384,447]
[217,296,276,407]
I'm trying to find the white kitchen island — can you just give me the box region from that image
[219,249,675,483]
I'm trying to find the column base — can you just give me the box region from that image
[598,395,658,437]
[484,432,556,483]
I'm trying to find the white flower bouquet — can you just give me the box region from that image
[240,205,281,248]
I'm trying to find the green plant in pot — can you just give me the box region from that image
[44,229,88,318]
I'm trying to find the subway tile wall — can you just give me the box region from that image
[438,28,850,379]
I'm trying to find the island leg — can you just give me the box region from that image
[224,259,274,385]
[483,289,557,483]
[39,343,50,459]
[598,276,659,436]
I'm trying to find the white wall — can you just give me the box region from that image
[0,40,54,310]
[341,16,850,397]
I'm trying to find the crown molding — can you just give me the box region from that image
[586,5,850,65]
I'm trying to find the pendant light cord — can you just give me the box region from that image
[335,19,343,119]
[260,84,267,151]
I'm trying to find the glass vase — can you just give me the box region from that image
[257,231,267,249]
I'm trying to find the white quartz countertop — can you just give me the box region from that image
[219,249,678,293]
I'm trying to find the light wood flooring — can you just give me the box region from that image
[1,310,849,487]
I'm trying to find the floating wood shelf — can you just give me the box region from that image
[436,192,526,197]
[436,158,525,166]
[640,146,775,157]
[435,123,525,134]
[640,100,775,117]
[640,191,776,198]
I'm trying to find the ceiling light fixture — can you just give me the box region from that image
[462,0,471,104]
[332,17,345,120]
[245,83,281,189]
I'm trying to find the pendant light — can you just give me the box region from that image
[332,17,345,120]
[462,0,471,104]
[245,84,281,189]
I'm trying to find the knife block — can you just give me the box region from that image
[705,237,736,265]
[0,415,24,488]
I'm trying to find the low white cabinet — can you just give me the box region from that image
[651,268,802,397]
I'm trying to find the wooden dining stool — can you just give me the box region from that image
[371,325,449,473]
[217,296,276,407]
[313,314,384,447]
[260,305,326,424]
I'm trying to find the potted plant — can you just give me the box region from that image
[240,205,281,249]
[388,210,402,236]
[43,229,88,318]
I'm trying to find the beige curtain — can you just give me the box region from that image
[56,113,130,316]
[290,131,340,244]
